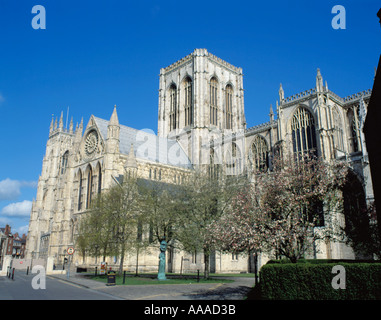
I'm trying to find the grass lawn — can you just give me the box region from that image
[89,273,237,285]
[208,273,255,278]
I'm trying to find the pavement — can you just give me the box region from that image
[48,273,256,300]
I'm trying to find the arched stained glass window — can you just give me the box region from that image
[291,107,317,158]
[225,84,233,129]
[86,166,93,209]
[209,148,220,180]
[332,107,344,152]
[60,151,69,175]
[97,164,102,194]
[210,77,218,126]
[250,136,268,172]
[184,77,193,126]
[169,84,178,130]
[225,142,242,176]
[78,170,83,211]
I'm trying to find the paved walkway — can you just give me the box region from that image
[49,273,255,300]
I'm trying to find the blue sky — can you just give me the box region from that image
[0,0,380,234]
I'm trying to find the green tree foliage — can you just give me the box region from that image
[175,165,249,279]
[77,173,142,275]
[137,179,181,245]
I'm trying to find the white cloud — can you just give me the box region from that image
[0,178,22,200]
[1,200,33,218]
[0,178,37,201]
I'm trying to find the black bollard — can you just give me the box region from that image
[95,266,97,277]
[123,270,126,284]
[11,268,15,280]
[197,269,200,282]
[26,266,29,275]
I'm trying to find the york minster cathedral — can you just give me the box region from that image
[25,49,374,273]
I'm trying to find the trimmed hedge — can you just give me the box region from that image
[259,262,381,300]
[266,258,376,264]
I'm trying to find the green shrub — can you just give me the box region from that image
[266,258,376,264]
[259,262,381,300]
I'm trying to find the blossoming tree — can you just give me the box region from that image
[211,154,349,263]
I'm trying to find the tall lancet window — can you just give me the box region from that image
[169,84,178,130]
[225,84,233,129]
[86,166,93,209]
[332,106,344,152]
[250,136,268,172]
[97,164,102,194]
[60,151,69,175]
[210,77,218,126]
[78,170,83,211]
[291,107,317,159]
[184,77,193,126]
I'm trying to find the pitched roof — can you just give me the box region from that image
[93,117,192,169]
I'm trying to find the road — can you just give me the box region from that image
[0,271,120,300]
[0,269,255,301]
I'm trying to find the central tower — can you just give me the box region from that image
[157,49,246,164]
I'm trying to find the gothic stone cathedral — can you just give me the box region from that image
[25,49,374,273]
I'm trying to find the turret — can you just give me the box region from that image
[69,117,73,134]
[316,68,323,93]
[279,83,284,103]
[106,105,120,153]
[125,143,137,168]
[75,118,83,142]
[269,104,274,122]
[59,111,64,131]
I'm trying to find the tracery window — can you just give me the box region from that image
[60,151,69,175]
[250,136,268,172]
[169,84,178,130]
[226,142,242,175]
[291,107,317,158]
[209,148,219,180]
[184,77,193,126]
[97,164,102,194]
[210,77,218,126]
[225,84,233,129]
[332,107,344,152]
[342,170,368,248]
[86,166,93,209]
[78,170,83,211]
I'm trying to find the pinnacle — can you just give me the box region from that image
[109,105,119,126]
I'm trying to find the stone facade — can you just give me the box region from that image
[25,49,374,273]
